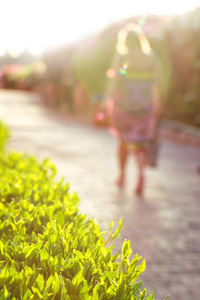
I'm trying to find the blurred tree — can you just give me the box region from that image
[163,7,200,127]
[75,23,120,97]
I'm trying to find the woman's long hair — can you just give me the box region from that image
[116,23,151,55]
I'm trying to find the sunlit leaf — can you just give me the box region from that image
[40,248,48,261]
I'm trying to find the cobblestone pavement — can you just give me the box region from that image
[1,90,200,300]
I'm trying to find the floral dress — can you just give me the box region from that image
[106,50,158,149]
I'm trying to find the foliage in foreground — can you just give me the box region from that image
[0,121,10,153]
[0,122,169,299]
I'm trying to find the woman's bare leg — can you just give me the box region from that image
[134,150,147,195]
[116,140,129,187]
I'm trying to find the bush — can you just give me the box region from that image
[0,121,10,153]
[0,122,168,299]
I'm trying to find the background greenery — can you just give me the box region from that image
[1,7,200,128]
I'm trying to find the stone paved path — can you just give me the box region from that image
[0,90,200,300]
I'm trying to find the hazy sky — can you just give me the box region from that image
[0,0,199,56]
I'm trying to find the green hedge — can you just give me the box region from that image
[0,122,10,153]
[0,122,168,300]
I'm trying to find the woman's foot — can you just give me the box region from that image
[115,177,124,188]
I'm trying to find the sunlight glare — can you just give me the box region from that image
[0,0,199,56]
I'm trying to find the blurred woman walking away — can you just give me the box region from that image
[105,23,161,195]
